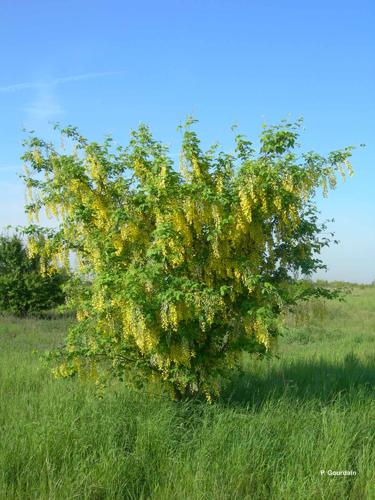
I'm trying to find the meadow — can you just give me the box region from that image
[0,284,374,499]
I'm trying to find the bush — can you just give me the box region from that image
[0,233,67,316]
[21,118,354,400]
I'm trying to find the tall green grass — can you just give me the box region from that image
[0,285,374,499]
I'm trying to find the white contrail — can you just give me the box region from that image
[0,71,125,93]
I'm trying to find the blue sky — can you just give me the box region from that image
[0,0,374,282]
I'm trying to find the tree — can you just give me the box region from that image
[21,118,354,400]
[0,233,67,316]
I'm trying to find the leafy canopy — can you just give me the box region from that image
[21,118,353,400]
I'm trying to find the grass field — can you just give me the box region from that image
[0,284,374,499]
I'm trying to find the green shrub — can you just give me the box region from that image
[21,118,354,400]
[0,233,67,316]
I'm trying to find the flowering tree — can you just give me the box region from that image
[21,118,353,400]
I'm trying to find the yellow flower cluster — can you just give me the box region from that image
[282,173,294,193]
[52,361,79,379]
[344,159,353,177]
[216,174,224,194]
[122,305,158,353]
[171,211,192,246]
[32,148,41,164]
[133,159,144,179]
[234,214,247,238]
[69,179,81,194]
[89,247,102,271]
[26,184,33,202]
[167,237,185,267]
[273,196,282,211]
[159,164,167,189]
[76,309,89,321]
[161,303,179,331]
[184,199,195,224]
[27,238,38,258]
[239,186,253,222]
[243,318,273,351]
[211,205,222,230]
[191,156,201,178]
[45,202,59,219]
[87,156,101,180]
[112,236,123,256]
[92,198,109,230]
[254,320,270,349]
[92,290,106,312]
[120,221,147,245]
[169,339,191,366]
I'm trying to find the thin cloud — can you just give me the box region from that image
[24,91,64,121]
[0,71,125,93]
